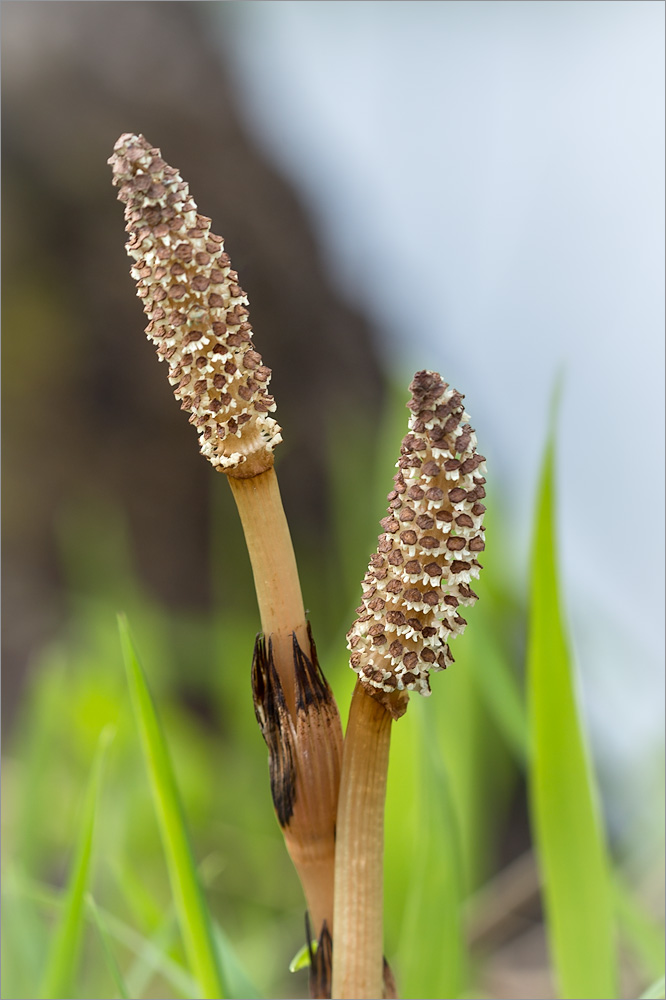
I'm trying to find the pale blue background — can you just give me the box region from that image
[210,0,664,849]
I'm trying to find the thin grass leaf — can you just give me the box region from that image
[8,871,61,912]
[113,868,185,998]
[527,434,617,999]
[17,867,199,998]
[465,618,527,766]
[612,875,665,981]
[40,726,113,999]
[95,905,196,999]
[395,701,466,999]
[113,858,165,935]
[9,869,192,996]
[213,924,263,999]
[1,866,49,1000]
[124,910,182,999]
[463,490,528,767]
[116,861,261,999]
[86,894,130,1000]
[15,655,69,874]
[641,975,666,999]
[433,626,518,902]
[118,614,227,999]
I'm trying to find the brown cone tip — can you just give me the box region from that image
[347,370,486,698]
[108,133,281,476]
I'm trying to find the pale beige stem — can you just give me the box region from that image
[332,682,393,1000]
[287,757,339,934]
[230,465,342,977]
[228,467,308,715]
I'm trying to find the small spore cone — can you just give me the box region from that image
[347,370,486,698]
[109,132,281,478]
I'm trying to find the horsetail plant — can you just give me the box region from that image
[109,133,342,993]
[332,371,486,999]
[109,135,486,1000]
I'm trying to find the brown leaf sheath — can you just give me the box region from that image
[253,628,342,955]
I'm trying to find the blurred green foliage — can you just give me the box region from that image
[527,436,616,999]
[1,391,663,1000]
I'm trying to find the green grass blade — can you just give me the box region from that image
[213,924,263,999]
[113,858,165,934]
[116,865,250,1000]
[86,894,130,999]
[394,701,466,999]
[1,871,197,998]
[1,866,49,1000]
[527,436,617,999]
[124,911,183,999]
[92,904,196,999]
[40,727,113,999]
[118,614,227,999]
[612,875,665,981]
[113,866,186,997]
[465,616,528,766]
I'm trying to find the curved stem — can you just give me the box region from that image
[228,467,308,715]
[230,464,343,991]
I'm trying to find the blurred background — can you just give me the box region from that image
[2,3,663,999]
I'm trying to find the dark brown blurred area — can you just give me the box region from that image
[1,1,386,733]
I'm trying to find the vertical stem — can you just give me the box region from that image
[332,682,393,1000]
[231,464,343,987]
[228,467,308,714]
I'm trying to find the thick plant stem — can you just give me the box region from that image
[229,467,308,715]
[252,631,342,942]
[332,682,393,1000]
[232,464,343,995]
